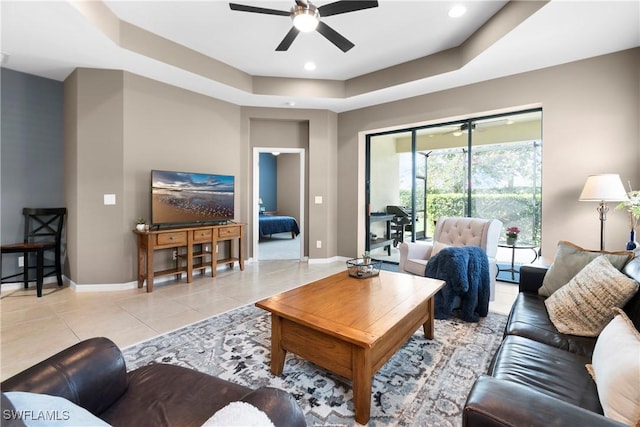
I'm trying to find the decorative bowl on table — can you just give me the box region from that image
[347,258,381,278]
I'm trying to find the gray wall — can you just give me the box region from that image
[64,69,242,284]
[3,47,639,286]
[258,153,277,212]
[1,69,64,279]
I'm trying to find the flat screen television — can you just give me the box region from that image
[151,170,234,226]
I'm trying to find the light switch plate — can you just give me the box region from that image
[314,196,323,204]
[104,194,116,205]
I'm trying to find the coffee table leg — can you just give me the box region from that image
[270,314,286,375]
[422,297,435,339]
[352,347,372,425]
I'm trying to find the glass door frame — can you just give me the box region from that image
[365,107,542,252]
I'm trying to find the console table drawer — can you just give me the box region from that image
[218,226,241,239]
[156,232,187,246]
[193,229,213,242]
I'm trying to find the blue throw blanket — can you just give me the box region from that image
[424,246,490,322]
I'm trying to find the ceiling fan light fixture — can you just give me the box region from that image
[292,4,319,32]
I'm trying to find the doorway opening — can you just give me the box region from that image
[252,147,305,261]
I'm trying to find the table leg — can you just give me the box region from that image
[422,296,435,339]
[270,315,286,375]
[137,242,144,289]
[212,241,218,277]
[36,249,44,297]
[352,347,373,425]
[23,251,30,289]
[146,243,154,292]
[530,247,539,263]
[510,246,516,281]
[238,236,244,271]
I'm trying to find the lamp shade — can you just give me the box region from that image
[579,174,629,202]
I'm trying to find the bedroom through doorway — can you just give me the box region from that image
[253,148,305,261]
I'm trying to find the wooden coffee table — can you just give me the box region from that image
[255,270,445,424]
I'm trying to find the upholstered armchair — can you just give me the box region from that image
[398,216,503,299]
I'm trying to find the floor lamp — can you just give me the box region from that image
[579,174,629,250]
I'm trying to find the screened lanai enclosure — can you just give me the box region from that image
[366,109,542,269]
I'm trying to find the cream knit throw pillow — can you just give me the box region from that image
[545,255,639,337]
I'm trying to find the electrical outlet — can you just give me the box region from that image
[172,250,177,260]
[316,240,322,249]
[18,256,24,267]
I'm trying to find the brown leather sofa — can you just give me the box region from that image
[463,257,640,427]
[1,337,306,427]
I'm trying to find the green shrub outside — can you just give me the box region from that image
[399,190,541,245]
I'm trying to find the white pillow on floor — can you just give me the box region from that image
[202,401,274,427]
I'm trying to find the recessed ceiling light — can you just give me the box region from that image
[304,61,316,71]
[448,5,467,18]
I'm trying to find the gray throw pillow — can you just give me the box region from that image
[538,241,633,297]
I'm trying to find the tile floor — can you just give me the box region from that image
[0,260,518,381]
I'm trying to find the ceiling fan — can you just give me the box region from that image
[229,0,379,52]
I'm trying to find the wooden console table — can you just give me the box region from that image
[133,223,244,292]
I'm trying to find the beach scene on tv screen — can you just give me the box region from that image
[152,171,234,224]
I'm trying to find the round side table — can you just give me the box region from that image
[497,243,539,281]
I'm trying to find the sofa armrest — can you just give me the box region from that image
[0,337,127,416]
[463,376,626,427]
[241,387,306,427]
[518,264,548,294]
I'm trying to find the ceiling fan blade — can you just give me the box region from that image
[229,3,289,16]
[276,27,300,51]
[318,0,378,17]
[316,21,354,52]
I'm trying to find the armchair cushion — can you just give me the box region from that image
[431,240,451,257]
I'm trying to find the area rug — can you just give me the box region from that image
[123,305,506,426]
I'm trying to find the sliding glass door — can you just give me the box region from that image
[469,112,542,244]
[366,109,542,263]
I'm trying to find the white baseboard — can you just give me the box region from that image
[0,276,61,291]
[2,259,348,293]
[70,280,139,292]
